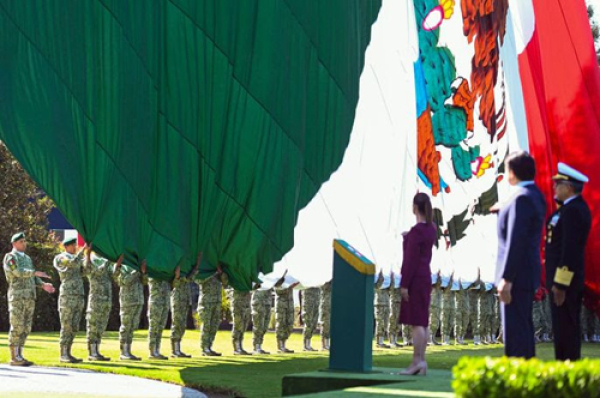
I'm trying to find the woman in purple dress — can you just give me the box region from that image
[399,193,437,376]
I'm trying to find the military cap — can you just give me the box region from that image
[552,162,589,184]
[11,232,25,243]
[62,236,77,246]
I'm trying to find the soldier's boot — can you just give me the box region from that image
[149,341,168,360]
[376,336,390,349]
[277,339,294,353]
[61,345,77,363]
[583,334,590,343]
[201,347,215,356]
[171,341,191,358]
[321,337,330,351]
[303,338,317,352]
[156,340,169,360]
[441,335,451,346]
[67,343,83,363]
[88,342,103,361]
[491,334,498,344]
[390,335,399,347]
[120,344,141,361]
[426,334,433,346]
[402,336,412,347]
[253,344,270,355]
[233,340,250,356]
[473,335,481,345]
[18,345,33,366]
[534,334,542,344]
[9,345,28,367]
[208,346,222,357]
[592,334,600,343]
[96,342,111,361]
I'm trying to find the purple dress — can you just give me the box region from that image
[399,222,437,327]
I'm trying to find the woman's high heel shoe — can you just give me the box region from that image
[399,361,427,376]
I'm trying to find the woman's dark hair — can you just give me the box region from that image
[413,192,433,224]
[506,151,536,181]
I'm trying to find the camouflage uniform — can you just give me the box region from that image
[479,283,494,343]
[389,283,402,343]
[230,288,252,353]
[319,281,332,342]
[3,249,44,360]
[170,276,193,344]
[115,264,147,351]
[302,288,320,341]
[454,285,469,344]
[440,285,455,343]
[275,286,295,342]
[468,283,481,342]
[197,275,222,351]
[54,250,86,359]
[429,281,442,343]
[83,254,114,360]
[374,279,390,344]
[147,278,171,357]
[491,288,501,342]
[252,289,273,347]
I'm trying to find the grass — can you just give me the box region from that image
[1,330,599,397]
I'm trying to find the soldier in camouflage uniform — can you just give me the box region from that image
[389,274,403,347]
[440,274,454,345]
[479,282,493,344]
[252,283,273,355]
[469,280,482,345]
[170,260,199,358]
[491,287,501,344]
[147,276,171,360]
[3,233,55,366]
[197,264,226,356]
[230,287,252,355]
[84,249,119,361]
[319,280,332,350]
[374,271,391,348]
[428,273,442,346]
[302,287,320,351]
[275,278,298,353]
[54,237,86,363]
[532,287,546,343]
[453,280,469,345]
[115,260,148,360]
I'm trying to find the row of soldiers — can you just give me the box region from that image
[3,233,332,366]
[374,272,503,347]
[374,271,600,347]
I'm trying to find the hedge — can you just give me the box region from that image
[452,356,600,398]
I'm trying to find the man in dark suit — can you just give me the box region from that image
[545,162,591,361]
[495,151,547,358]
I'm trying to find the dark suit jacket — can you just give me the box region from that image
[545,195,591,292]
[496,183,547,291]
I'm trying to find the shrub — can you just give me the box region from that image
[452,356,600,398]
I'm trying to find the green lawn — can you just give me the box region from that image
[1,331,599,397]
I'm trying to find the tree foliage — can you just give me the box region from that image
[0,141,60,331]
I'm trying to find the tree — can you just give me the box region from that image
[0,141,60,332]
[589,5,600,65]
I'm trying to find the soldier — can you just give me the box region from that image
[479,282,493,344]
[439,273,453,345]
[301,287,320,351]
[491,287,501,344]
[428,272,442,346]
[197,263,226,356]
[469,279,482,345]
[541,292,553,343]
[170,256,199,358]
[115,259,148,361]
[147,275,171,360]
[275,276,298,353]
[374,271,391,348]
[532,287,546,343]
[319,280,332,351]
[545,163,592,361]
[53,237,86,363]
[3,232,55,366]
[230,286,252,355]
[593,311,600,343]
[389,273,403,347]
[84,249,120,361]
[251,281,273,355]
[454,279,470,346]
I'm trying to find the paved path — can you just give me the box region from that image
[0,365,206,398]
